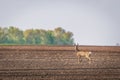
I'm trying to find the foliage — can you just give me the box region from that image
[0,26,74,45]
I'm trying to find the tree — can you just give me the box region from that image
[33,29,42,44]
[0,26,74,45]
[7,26,24,44]
[46,30,55,45]
[0,27,8,43]
[23,29,35,44]
[53,27,74,45]
[62,31,74,45]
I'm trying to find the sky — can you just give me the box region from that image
[0,0,120,46]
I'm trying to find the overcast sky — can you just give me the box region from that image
[0,0,120,46]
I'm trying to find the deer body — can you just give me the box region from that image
[75,45,92,63]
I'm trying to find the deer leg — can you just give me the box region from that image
[78,56,80,64]
[86,56,91,64]
[86,55,91,60]
[78,56,82,64]
[78,56,79,64]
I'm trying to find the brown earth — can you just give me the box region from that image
[0,45,120,80]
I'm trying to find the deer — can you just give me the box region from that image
[75,44,92,64]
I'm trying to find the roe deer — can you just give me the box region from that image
[75,44,92,64]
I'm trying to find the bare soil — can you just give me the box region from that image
[0,45,120,80]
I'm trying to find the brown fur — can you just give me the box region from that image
[75,45,92,63]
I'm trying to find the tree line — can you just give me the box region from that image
[0,26,74,45]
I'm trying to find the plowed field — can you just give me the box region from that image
[0,45,120,80]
